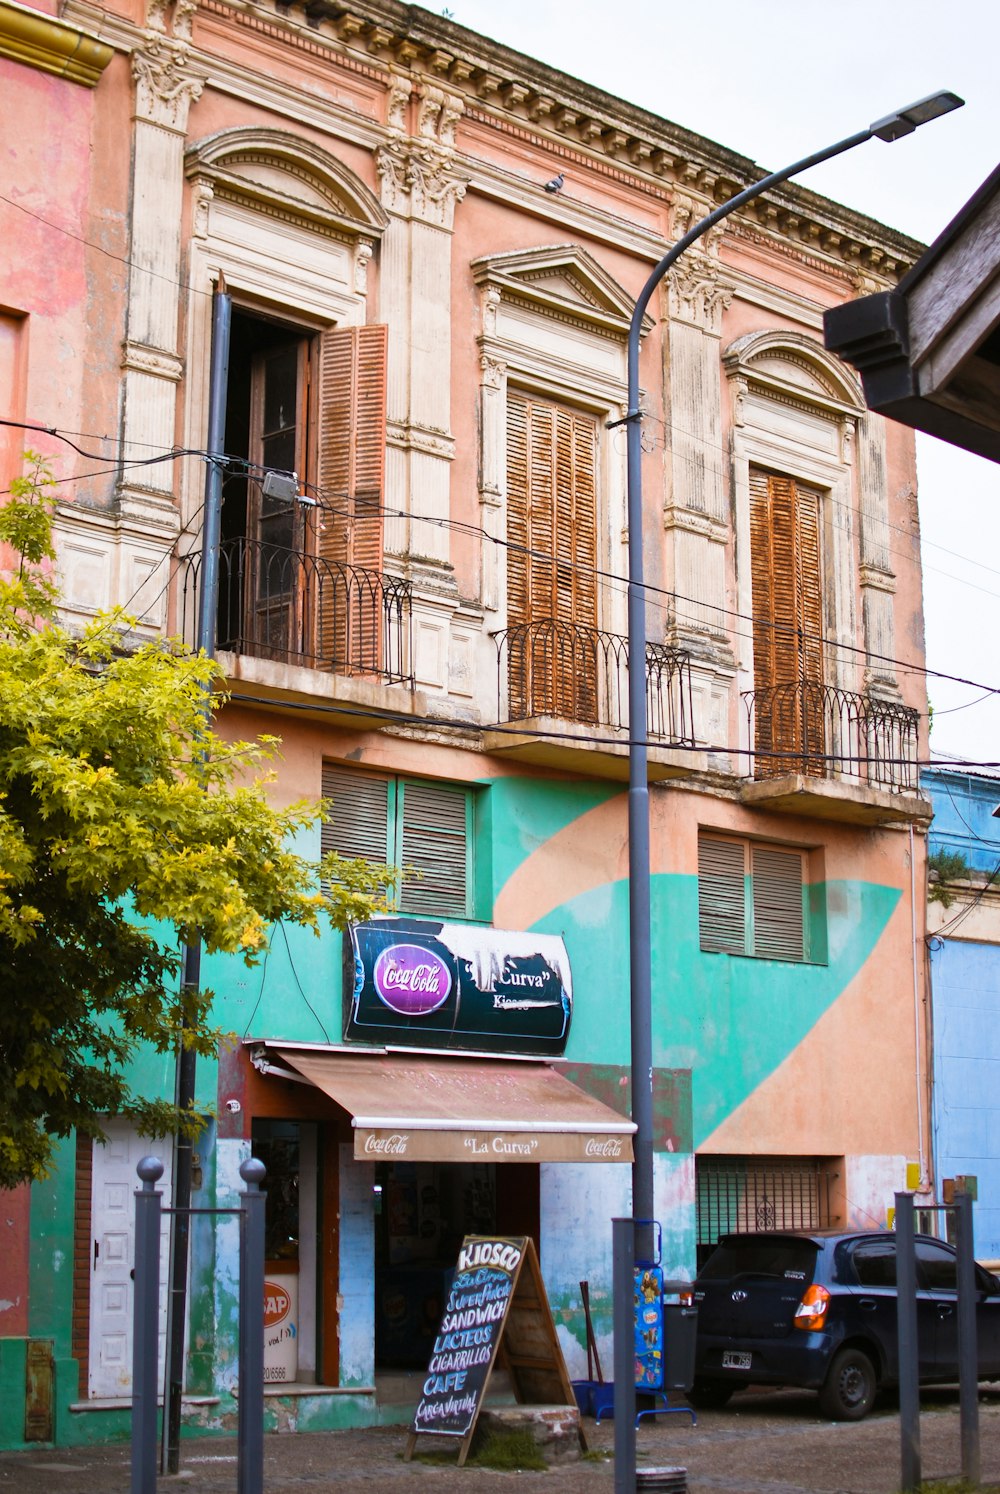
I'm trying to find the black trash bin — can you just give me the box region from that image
[662,1304,698,1391]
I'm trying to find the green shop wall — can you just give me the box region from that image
[201,772,902,1151]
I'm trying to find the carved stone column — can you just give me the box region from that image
[377,76,469,695]
[377,77,465,570]
[857,410,898,691]
[663,216,733,648]
[477,343,506,615]
[119,0,202,532]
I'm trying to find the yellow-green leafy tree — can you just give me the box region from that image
[0,458,388,1188]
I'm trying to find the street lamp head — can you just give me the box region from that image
[870,89,964,142]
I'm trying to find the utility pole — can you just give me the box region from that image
[161,281,231,1474]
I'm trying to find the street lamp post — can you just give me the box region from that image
[615,89,962,1490]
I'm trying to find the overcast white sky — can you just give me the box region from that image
[450,0,1000,765]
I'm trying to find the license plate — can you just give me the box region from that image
[722,1351,752,1370]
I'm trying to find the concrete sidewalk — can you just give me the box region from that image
[3,1387,1000,1492]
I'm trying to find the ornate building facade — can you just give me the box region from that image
[2,0,934,1445]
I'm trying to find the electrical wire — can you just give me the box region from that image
[278,920,332,1043]
[4,178,996,604]
[0,189,217,303]
[293,470,1000,703]
[222,687,1000,772]
[929,859,1000,941]
[6,419,1000,710]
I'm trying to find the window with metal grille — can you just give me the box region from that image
[698,832,808,961]
[695,1156,834,1266]
[321,764,473,920]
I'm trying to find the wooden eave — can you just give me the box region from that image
[824,163,1000,464]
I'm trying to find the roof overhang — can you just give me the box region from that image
[824,162,1000,464]
[250,1043,635,1165]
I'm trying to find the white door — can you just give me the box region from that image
[89,1120,173,1398]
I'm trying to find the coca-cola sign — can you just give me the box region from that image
[373,943,452,1016]
[346,918,573,1056]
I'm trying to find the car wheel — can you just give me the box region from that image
[686,1380,735,1409]
[818,1347,876,1421]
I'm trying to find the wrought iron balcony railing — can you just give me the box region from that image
[178,538,413,686]
[741,679,919,793]
[493,619,695,746]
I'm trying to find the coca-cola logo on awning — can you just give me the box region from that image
[373,943,453,1016]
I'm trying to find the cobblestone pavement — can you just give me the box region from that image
[4,1387,1000,1493]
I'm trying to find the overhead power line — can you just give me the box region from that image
[5,417,1000,711]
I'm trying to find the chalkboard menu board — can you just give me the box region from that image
[411,1237,521,1438]
[406,1235,583,1466]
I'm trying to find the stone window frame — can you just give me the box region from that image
[723,330,870,712]
[471,244,650,634]
[180,128,388,533]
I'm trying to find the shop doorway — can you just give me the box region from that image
[373,1161,539,1371]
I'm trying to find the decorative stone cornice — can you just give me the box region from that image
[120,340,184,380]
[132,0,204,130]
[667,256,735,335]
[859,563,897,594]
[132,35,203,130]
[375,137,467,226]
[663,506,729,543]
[0,0,112,86]
[386,419,455,461]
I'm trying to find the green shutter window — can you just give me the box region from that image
[320,766,390,863]
[398,779,470,919]
[699,832,808,962]
[321,765,473,919]
[698,835,747,955]
[751,845,805,961]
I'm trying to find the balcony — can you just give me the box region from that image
[178,539,417,719]
[740,680,929,825]
[485,620,705,781]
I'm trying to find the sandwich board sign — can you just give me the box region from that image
[405,1235,585,1467]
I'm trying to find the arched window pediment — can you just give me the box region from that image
[724,330,865,419]
[472,244,652,341]
[185,128,388,242]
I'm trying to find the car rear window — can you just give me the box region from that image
[698,1237,818,1283]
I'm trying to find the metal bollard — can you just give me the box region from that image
[954,1189,980,1486]
[895,1191,920,1493]
[238,1158,266,1494]
[131,1157,164,1494]
[612,1216,637,1494]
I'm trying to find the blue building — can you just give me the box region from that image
[924,766,1000,1260]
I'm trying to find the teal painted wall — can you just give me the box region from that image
[13,768,907,1450]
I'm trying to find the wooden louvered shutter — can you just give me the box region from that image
[505,391,598,721]
[398,780,470,918]
[749,470,825,778]
[316,325,388,674]
[698,834,747,954]
[506,393,531,717]
[320,765,390,867]
[751,845,805,961]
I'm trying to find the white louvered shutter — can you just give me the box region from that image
[751,845,805,961]
[320,766,390,864]
[398,779,470,919]
[698,835,747,955]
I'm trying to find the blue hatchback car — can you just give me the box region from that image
[690,1229,1000,1420]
